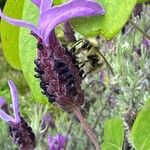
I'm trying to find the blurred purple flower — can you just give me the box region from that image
[0,0,105,46]
[0,80,36,150]
[143,37,150,50]
[48,134,68,150]
[99,70,105,85]
[41,112,56,129]
[0,97,8,113]
[133,4,143,17]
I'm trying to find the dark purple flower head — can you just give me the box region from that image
[0,80,36,150]
[48,134,68,150]
[0,0,105,45]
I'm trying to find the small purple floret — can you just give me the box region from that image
[143,37,150,50]
[41,112,56,129]
[48,134,68,150]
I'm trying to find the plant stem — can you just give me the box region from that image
[92,105,106,130]
[73,107,100,150]
[64,118,74,150]
[128,19,150,40]
[84,105,106,150]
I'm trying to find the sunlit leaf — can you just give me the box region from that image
[54,0,62,5]
[71,0,137,39]
[19,0,47,104]
[102,118,124,150]
[131,100,150,150]
[1,0,25,70]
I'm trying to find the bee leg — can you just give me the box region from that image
[82,68,97,79]
[69,38,83,52]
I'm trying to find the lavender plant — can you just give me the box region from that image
[0,0,105,149]
[0,0,150,150]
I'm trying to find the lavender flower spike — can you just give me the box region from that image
[0,1,105,149]
[48,134,68,150]
[0,0,105,45]
[0,80,36,150]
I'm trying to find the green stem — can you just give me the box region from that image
[128,19,150,40]
[64,118,74,150]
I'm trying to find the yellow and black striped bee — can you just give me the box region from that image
[68,38,114,78]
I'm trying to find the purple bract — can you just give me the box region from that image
[0,0,105,45]
[0,80,20,124]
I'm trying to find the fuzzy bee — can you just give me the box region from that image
[68,39,114,78]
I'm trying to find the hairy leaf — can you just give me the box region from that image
[131,100,150,150]
[19,0,47,104]
[1,0,25,70]
[102,118,124,150]
[71,0,137,39]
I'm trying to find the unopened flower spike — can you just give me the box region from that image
[0,80,36,150]
[0,1,105,150]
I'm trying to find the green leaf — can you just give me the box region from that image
[19,0,47,104]
[71,0,137,39]
[102,118,124,150]
[131,100,150,150]
[0,0,25,70]
[137,0,150,3]
[54,0,62,5]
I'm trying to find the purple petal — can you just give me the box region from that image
[32,0,53,10]
[39,0,105,45]
[8,80,20,123]
[40,0,53,11]
[32,0,41,8]
[57,134,68,148]
[0,97,6,107]
[48,134,68,150]
[0,9,39,36]
[0,110,14,122]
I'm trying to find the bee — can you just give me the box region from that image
[68,38,114,78]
